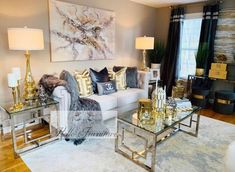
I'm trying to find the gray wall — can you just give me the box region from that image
[0,0,157,103]
[155,7,171,45]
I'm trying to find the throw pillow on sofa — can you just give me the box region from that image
[113,66,138,88]
[90,67,110,93]
[74,69,93,97]
[97,80,117,96]
[109,67,127,90]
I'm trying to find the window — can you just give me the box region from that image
[178,13,202,79]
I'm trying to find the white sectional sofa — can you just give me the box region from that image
[52,71,149,132]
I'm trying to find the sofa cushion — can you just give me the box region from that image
[74,69,93,97]
[113,66,138,88]
[97,80,117,96]
[109,67,127,90]
[90,67,110,93]
[110,88,145,107]
[88,94,117,112]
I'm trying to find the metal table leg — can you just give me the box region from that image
[11,114,18,158]
[151,135,157,172]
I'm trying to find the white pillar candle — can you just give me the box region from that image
[8,73,17,87]
[12,67,21,80]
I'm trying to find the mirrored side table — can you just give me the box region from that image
[0,98,60,157]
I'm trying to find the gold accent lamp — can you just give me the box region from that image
[135,36,154,71]
[8,27,44,100]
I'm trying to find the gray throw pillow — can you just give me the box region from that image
[113,66,138,88]
[97,80,117,96]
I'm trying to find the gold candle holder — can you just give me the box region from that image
[10,87,18,111]
[9,80,24,112]
[16,80,23,109]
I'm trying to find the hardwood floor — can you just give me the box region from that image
[0,137,30,172]
[0,109,234,172]
[0,126,49,172]
[200,108,235,124]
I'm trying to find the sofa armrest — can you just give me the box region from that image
[52,86,71,111]
[52,86,71,133]
[137,71,150,98]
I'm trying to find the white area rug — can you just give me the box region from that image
[21,116,235,172]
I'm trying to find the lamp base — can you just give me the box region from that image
[23,51,37,100]
[141,50,149,71]
[141,66,150,72]
[24,81,37,100]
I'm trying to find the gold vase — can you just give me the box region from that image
[23,51,36,100]
[196,68,204,76]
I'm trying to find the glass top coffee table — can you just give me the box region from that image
[115,106,201,172]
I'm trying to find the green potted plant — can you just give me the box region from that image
[148,41,166,69]
[195,42,209,76]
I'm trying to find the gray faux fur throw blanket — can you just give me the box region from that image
[39,71,109,145]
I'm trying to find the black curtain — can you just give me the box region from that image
[161,7,184,96]
[198,4,220,75]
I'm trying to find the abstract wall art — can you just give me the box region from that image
[49,0,115,62]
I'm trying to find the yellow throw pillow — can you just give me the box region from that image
[74,69,93,97]
[109,67,127,90]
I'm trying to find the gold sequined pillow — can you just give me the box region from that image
[109,67,127,90]
[74,70,93,97]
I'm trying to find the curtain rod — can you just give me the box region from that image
[169,0,223,9]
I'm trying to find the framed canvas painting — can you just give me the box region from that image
[49,0,115,62]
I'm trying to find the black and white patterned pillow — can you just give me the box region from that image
[97,80,117,96]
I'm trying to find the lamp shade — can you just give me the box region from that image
[8,27,44,51]
[135,36,154,50]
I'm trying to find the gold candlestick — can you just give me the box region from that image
[10,87,17,111]
[9,80,24,112]
[16,80,23,109]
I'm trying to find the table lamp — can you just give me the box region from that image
[8,27,44,100]
[135,36,154,71]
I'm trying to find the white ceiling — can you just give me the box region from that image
[130,0,207,8]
